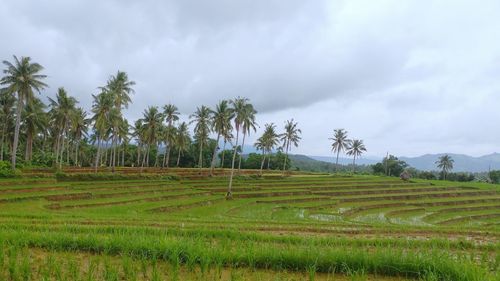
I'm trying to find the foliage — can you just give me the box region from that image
[372,155,408,177]
[0,161,20,178]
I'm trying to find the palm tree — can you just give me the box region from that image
[132,119,145,167]
[227,97,252,199]
[346,139,367,173]
[329,129,349,173]
[436,154,454,180]
[103,71,135,170]
[23,97,47,162]
[0,56,47,169]
[140,106,163,169]
[190,106,212,172]
[0,91,15,161]
[162,104,180,168]
[91,91,114,172]
[175,122,190,167]
[255,123,280,175]
[210,100,233,175]
[237,103,257,174]
[48,87,77,169]
[71,107,89,167]
[280,119,301,176]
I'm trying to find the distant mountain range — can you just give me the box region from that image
[306,153,500,173]
[399,153,500,173]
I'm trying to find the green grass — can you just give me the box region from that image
[0,171,498,280]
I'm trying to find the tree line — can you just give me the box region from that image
[0,56,305,193]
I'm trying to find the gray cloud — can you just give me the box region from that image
[1,0,500,157]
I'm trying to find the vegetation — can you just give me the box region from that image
[0,171,498,280]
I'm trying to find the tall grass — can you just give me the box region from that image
[0,228,494,281]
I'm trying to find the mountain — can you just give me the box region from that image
[309,155,379,166]
[399,153,500,173]
[288,154,372,173]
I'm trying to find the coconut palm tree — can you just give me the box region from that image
[132,119,145,167]
[175,122,190,167]
[190,105,212,172]
[237,103,257,174]
[140,106,163,169]
[103,71,135,169]
[0,91,15,161]
[227,97,253,199]
[210,100,233,175]
[162,104,180,168]
[346,139,366,173]
[329,129,349,173]
[71,107,89,167]
[0,56,47,169]
[23,97,47,162]
[280,119,301,176]
[255,123,280,175]
[436,154,454,180]
[91,91,114,172]
[48,88,78,168]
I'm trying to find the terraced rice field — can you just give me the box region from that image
[0,170,498,280]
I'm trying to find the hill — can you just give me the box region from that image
[400,153,500,172]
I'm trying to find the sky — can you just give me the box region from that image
[1,0,500,159]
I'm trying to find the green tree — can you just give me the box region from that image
[0,56,47,169]
[23,97,47,163]
[162,104,179,168]
[435,154,454,180]
[49,87,78,169]
[174,122,190,167]
[237,103,257,173]
[346,139,366,173]
[227,97,253,199]
[190,105,212,172]
[372,155,408,177]
[140,106,163,169]
[210,100,233,175]
[91,91,114,172]
[255,123,280,175]
[329,129,349,173]
[280,119,301,176]
[0,91,15,161]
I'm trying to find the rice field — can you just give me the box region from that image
[0,168,498,280]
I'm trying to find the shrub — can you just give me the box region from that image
[0,161,21,178]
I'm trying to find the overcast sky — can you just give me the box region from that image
[1,0,500,159]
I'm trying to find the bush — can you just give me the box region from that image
[54,172,180,182]
[0,161,21,178]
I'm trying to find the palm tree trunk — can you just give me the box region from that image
[11,94,23,170]
[352,155,356,173]
[111,136,117,173]
[59,130,66,170]
[25,131,33,162]
[94,137,101,173]
[267,151,271,170]
[220,140,227,168]
[162,142,167,168]
[198,141,203,174]
[335,150,340,173]
[166,145,172,169]
[227,129,240,199]
[136,144,141,167]
[259,150,266,176]
[141,144,149,171]
[176,148,181,167]
[237,133,246,174]
[122,145,125,167]
[210,133,220,176]
[0,127,5,161]
[282,141,289,176]
[75,141,79,167]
